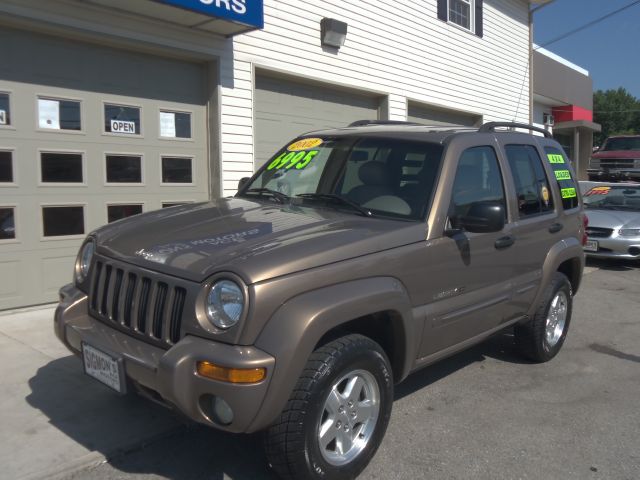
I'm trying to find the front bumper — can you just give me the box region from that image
[584,235,640,260]
[54,284,275,433]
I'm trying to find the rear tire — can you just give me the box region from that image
[264,334,393,480]
[515,272,573,363]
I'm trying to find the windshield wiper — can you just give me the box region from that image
[242,188,290,204]
[296,193,372,217]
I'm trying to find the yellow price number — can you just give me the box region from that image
[547,154,565,164]
[267,150,319,171]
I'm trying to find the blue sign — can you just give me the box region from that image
[157,0,263,29]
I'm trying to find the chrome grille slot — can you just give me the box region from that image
[88,256,188,348]
[123,273,137,328]
[136,278,152,333]
[152,282,168,339]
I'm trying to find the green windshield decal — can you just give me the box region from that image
[267,150,320,171]
[547,154,565,164]
[554,169,572,181]
[561,187,577,199]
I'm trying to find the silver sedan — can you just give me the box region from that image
[582,183,640,261]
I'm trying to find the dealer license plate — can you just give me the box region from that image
[584,240,599,252]
[82,343,125,393]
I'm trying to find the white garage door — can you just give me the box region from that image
[407,103,482,127]
[255,74,381,168]
[0,27,210,310]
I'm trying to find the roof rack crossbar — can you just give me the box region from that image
[479,122,552,138]
[348,120,423,127]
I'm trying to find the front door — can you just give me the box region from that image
[418,145,514,357]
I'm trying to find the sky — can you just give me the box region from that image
[533,0,640,98]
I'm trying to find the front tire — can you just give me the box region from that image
[515,272,573,362]
[264,334,393,480]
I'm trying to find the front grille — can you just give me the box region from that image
[586,227,614,238]
[598,158,637,169]
[89,258,187,347]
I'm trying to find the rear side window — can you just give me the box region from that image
[504,145,554,218]
[544,146,579,210]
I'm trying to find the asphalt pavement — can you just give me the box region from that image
[2,259,639,480]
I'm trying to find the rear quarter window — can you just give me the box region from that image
[544,146,579,210]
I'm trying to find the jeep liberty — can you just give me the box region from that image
[55,121,586,480]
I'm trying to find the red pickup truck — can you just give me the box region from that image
[588,135,640,182]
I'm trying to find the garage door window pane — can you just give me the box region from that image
[160,111,191,138]
[41,152,83,183]
[0,208,15,240]
[162,157,192,183]
[0,151,13,183]
[38,98,81,130]
[0,93,10,126]
[106,155,142,183]
[108,204,143,223]
[42,206,84,237]
[104,104,141,135]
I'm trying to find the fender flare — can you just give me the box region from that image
[247,276,415,432]
[529,237,585,316]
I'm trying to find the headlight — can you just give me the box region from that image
[75,240,95,284]
[619,228,640,237]
[205,280,244,329]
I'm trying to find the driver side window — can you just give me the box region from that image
[450,146,506,224]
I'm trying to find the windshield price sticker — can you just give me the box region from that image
[561,187,577,199]
[267,150,319,171]
[547,154,565,164]
[554,169,572,181]
[287,138,323,152]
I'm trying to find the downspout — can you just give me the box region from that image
[528,7,533,124]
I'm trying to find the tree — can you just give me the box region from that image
[593,88,640,146]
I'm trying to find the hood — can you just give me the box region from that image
[585,208,640,229]
[592,150,640,159]
[93,197,426,284]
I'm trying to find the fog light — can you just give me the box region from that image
[196,361,266,384]
[212,396,234,426]
[628,247,640,256]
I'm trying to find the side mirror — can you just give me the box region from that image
[458,201,505,233]
[237,177,250,191]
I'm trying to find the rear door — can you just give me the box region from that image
[497,140,563,321]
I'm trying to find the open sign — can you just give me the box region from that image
[110,119,136,134]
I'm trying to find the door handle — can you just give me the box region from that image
[494,235,515,249]
[548,223,563,234]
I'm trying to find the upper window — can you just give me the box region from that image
[0,93,10,126]
[160,111,192,139]
[0,151,13,183]
[450,146,506,222]
[38,97,81,131]
[438,0,483,37]
[449,0,472,30]
[505,145,554,218]
[544,146,579,210]
[104,103,141,135]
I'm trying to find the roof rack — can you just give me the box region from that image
[478,122,552,138]
[348,120,423,127]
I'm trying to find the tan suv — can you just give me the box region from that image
[55,121,586,480]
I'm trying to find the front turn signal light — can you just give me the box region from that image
[196,361,266,384]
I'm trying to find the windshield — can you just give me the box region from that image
[238,136,444,220]
[601,137,640,151]
[583,185,640,211]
